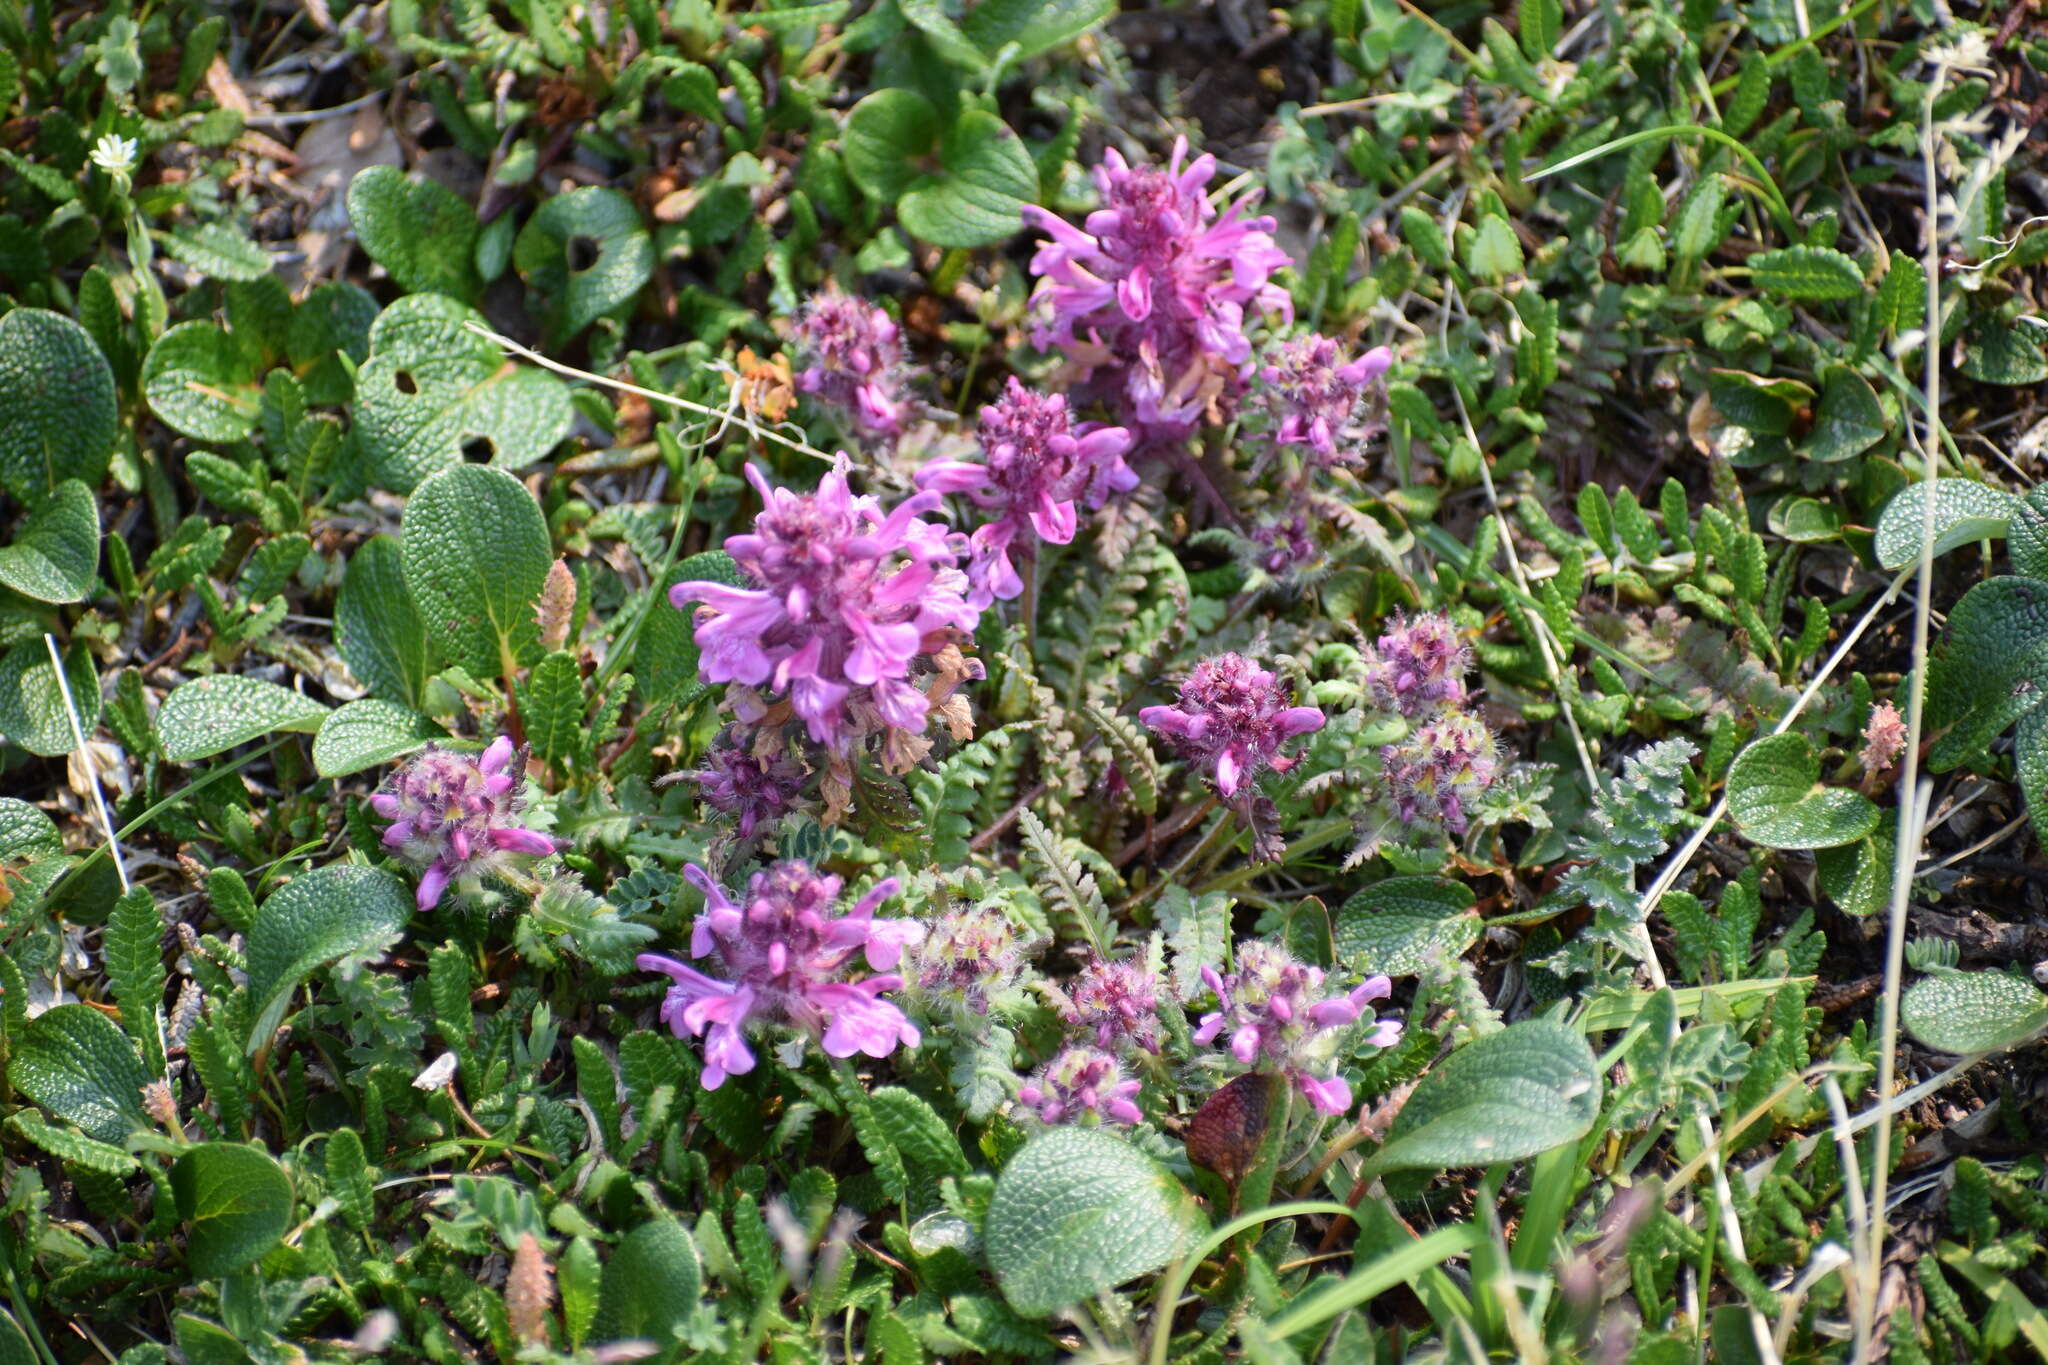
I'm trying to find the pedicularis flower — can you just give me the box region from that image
[373,738,560,910]
[916,378,1136,605]
[1860,700,1906,779]
[1139,653,1325,798]
[1056,955,1163,1053]
[1365,612,1470,719]
[669,461,980,756]
[637,861,926,1089]
[911,905,1034,1018]
[792,291,904,436]
[1024,136,1292,447]
[1195,943,1401,1116]
[686,730,808,840]
[1252,333,1393,465]
[1380,710,1499,834]
[1017,1046,1143,1126]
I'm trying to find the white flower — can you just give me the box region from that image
[90,133,137,180]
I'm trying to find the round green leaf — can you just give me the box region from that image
[245,864,414,1052]
[0,638,100,756]
[8,1003,150,1143]
[1726,731,1879,850]
[1873,478,2016,570]
[0,307,116,501]
[336,535,433,707]
[513,187,654,346]
[959,0,1114,59]
[0,1308,38,1365]
[1801,365,1885,464]
[1333,877,1479,976]
[345,165,481,300]
[311,699,443,778]
[986,1126,1206,1317]
[287,281,377,406]
[898,110,1038,248]
[172,1143,294,1277]
[1960,319,2048,385]
[0,479,98,602]
[1901,971,2048,1055]
[591,1217,703,1345]
[843,88,942,202]
[1366,1019,1600,1174]
[143,321,263,443]
[401,464,554,679]
[1813,818,1894,919]
[155,675,329,764]
[355,295,573,492]
[0,797,67,908]
[1925,577,2048,770]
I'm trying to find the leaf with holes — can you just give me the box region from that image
[1801,365,1886,464]
[312,699,443,778]
[1924,576,2048,770]
[143,321,264,443]
[172,1143,293,1276]
[0,479,97,602]
[354,295,572,492]
[337,535,434,707]
[1726,732,1878,850]
[0,307,116,500]
[514,187,654,346]
[1873,479,2016,570]
[345,166,481,300]
[1901,971,2048,1055]
[402,464,554,680]
[155,676,328,763]
[1333,877,1481,977]
[8,1004,150,1143]
[245,864,413,1052]
[986,1126,1206,1316]
[1366,1019,1600,1174]
[0,639,100,756]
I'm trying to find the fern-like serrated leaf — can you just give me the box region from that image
[106,887,168,1075]
[869,1086,971,1187]
[428,944,473,1058]
[7,1111,138,1174]
[1085,704,1160,815]
[830,1064,908,1203]
[571,1036,622,1155]
[521,650,584,771]
[325,1126,376,1232]
[911,724,1023,866]
[186,1014,251,1136]
[1548,738,1697,929]
[1017,807,1112,956]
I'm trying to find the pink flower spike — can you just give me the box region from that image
[372,739,555,909]
[1140,653,1324,801]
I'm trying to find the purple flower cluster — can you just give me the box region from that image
[911,905,1034,1018]
[373,738,560,910]
[1017,1046,1144,1127]
[1056,956,1163,1053]
[637,862,925,1089]
[792,291,904,436]
[1380,710,1499,834]
[669,461,980,758]
[1252,333,1393,466]
[916,378,1136,605]
[1365,613,1471,718]
[684,729,808,840]
[1139,653,1325,799]
[1024,136,1292,448]
[1195,943,1401,1116]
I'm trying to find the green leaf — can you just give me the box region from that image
[1333,877,1480,976]
[355,294,573,492]
[7,1108,139,1174]
[287,281,378,406]
[0,638,100,756]
[1814,822,1894,918]
[159,224,272,283]
[638,550,743,705]
[1748,245,1863,300]
[958,0,1115,58]
[1366,1019,1600,1174]
[171,1143,294,1277]
[870,1086,971,1184]
[514,187,655,346]
[311,699,443,778]
[1901,972,2048,1054]
[155,675,328,763]
[0,1310,36,1365]
[590,1217,703,1345]
[986,1127,1206,1317]
[1925,577,2048,769]
[2004,486,2048,580]
[401,464,554,679]
[1517,0,1561,57]
[1726,732,1878,850]
[106,887,168,1073]
[0,307,116,500]
[345,166,481,299]
[520,651,584,770]
[142,321,263,443]
[174,1315,252,1365]
[8,1003,149,1143]
[843,89,941,202]
[1672,174,1727,262]
[1771,496,1842,543]
[899,110,1038,249]
[244,864,414,1053]
[1465,215,1525,281]
[899,0,990,68]
[1875,250,1926,336]
[1873,479,2016,570]
[0,479,97,602]
[324,1127,376,1232]
[1960,319,2048,385]
[337,536,433,707]
[1801,365,1885,464]
[1576,483,1615,554]
[0,797,66,908]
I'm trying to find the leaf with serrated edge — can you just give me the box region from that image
[402,464,554,680]
[244,864,413,1053]
[156,675,328,763]
[0,480,97,602]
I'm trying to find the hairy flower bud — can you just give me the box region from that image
[1139,653,1325,798]
[792,290,905,435]
[1017,1046,1143,1126]
[1194,942,1401,1116]
[372,738,560,910]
